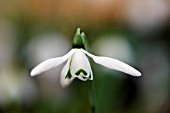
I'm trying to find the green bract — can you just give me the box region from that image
[72,28,85,49]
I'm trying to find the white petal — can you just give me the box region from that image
[82,49,141,76]
[30,49,76,76]
[70,49,91,79]
[60,58,75,87]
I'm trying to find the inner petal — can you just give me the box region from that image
[78,73,89,81]
[70,49,91,78]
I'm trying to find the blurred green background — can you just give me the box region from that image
[0,0,170,113]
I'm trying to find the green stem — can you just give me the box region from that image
[88,80,98,113]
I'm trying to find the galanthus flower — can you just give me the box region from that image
[30,28,141,87]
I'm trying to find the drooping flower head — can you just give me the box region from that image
[30,28,141,87]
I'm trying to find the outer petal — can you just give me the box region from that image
[82,49,141,76]
[30,49,76,76]
[60,58,75,87]
[70,49,91,80]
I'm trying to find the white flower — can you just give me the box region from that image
[30,48,141,87]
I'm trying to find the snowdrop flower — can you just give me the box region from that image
[30,28,141,87]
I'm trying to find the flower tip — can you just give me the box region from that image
[60,83,67,88]
[134,70,142,77]
[30,69,37,77]
[138,72,142,76]
[60,80,70,88]
[76,28,81,34]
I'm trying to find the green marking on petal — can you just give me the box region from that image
[65,69,72,79]
[82,76,87,79]
[75,69,87,76]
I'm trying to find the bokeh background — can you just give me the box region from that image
[0,0,170,113]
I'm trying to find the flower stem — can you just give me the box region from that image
[88,80,98,113]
